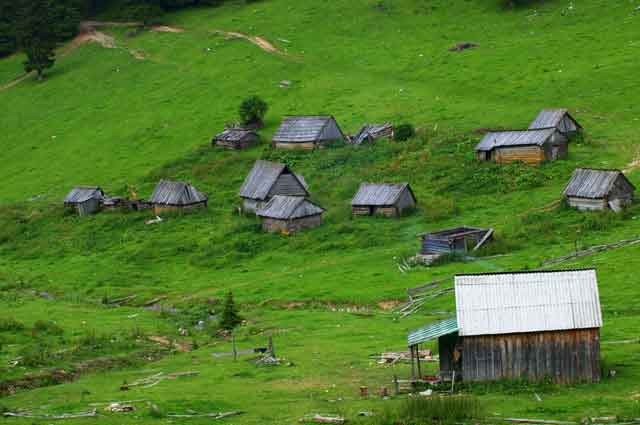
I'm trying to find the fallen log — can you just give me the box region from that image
[4,408,97,419]
[300,414,346,424]
[167,411,242,419]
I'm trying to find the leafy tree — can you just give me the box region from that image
[219,291,243,331]
[0,0,18,57]
[14,0,80,80]
[239,95,268,128]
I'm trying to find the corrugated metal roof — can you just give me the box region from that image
[563,168,633,199]
[475,128,557,152]
[64,187,104,203]
[351,183,413,206]
[529,109,580,130]
[256,195,324,219]
[149,180,207,206]
[239,160,308,201]
[455,269,602,337]
[273,116,342,143]
[408,318,459,346]
[214,128,258,142]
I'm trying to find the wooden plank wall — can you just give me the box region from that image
[461,328,600,384]
[495,146,546,165]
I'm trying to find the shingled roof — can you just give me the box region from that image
[64,187,104,204]
[529,109,581,131]
[273,116,345,143]
[256,195,324,219]
[564,168,634,199]
[149,180,207,206]
[475,128,558,152]
[351,183,414,206]
[239,160,309,201]
[214,128,258,142]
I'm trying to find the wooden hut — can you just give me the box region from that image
[213,128,259,150]
[350,123,393,145]
[256,195,324,234]
[272,116,346,149]
[64,186,104,216]
[351,183,416,217]
[529,109,582,136]
[239,160,309,213]
[417,227,493,264]
[476,128,568,164]
[408,269,602,384]
[149,180,208,214]
[563,168,635,212]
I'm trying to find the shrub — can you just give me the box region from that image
[239,96,268,128]
[32,320,64,336]
[0,317,25,332]
[219,292,243,331]
[373,396,484,424]
[394,124,415,141]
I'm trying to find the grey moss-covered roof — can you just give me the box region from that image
[475,128,557,152]
[272,116,345,143]
[256,195,324,219]
[149,180,207,206]
[214,128,259,142]
[239,160,308,201]
[351,183,414,206]
[563,168,634,199]
[529,109,581,130]
[64,187,104,204]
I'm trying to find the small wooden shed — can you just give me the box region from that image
[239,160,309,213]
[64,186,104,216]
[475,128,568,164]
[350,123,393,145]
[418,227,493,264]
[213,128,259,150]
[563,168,635,212]
[272,116,346,149]
[257,195,324,234]
[351,183,417,217]
[149,180,208,214]
[408,269,602,384]
[529,109,582,136]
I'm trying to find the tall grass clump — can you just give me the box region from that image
[372,396,484,425]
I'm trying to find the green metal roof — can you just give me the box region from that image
[407,318,458,346]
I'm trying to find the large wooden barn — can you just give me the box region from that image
[64,186,105,216]
[564,168,635,212]
[351,183,417,217]
[475,128,568,164]
[239,160,309,213]
[272,116,346,149]
[408,269,602,384]
[529,109,582,136]
[257,195,324,234]
[213,128,259,150]
[149,180,208,214]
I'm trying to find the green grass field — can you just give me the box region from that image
[1,0,640,423]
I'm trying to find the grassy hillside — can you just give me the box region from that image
[1,0,640,423]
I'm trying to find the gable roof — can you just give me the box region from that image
[256,195,324,219]
[563,168,635,199]
[214,128,258,142]
[351,183,415,206]
[149,180,207,206]
[273,116,345,143]
[475,128,558,152]
[454,269,602,337]
[529,109,581,130]
[239,160,309,201]
[408,318,459,346]
[64,187,104,203]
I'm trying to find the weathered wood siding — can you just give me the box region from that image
[439,333,462,379]
[268,174,307,198]
[352,206,372,216]
[242,198,263,213]
[261,215,322,234]
[372,206,399,217]
[558,115,579,135]
[609,175,635,204]
[566,197,608,211]
[395,188,416,212]
[494,146,546,164]
[216,138,255,150]
[273,141,318,150]
[153,202,207,215]
[461,328,600,384]
[76,198,101,216]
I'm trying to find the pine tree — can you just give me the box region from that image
[219,292,242,331]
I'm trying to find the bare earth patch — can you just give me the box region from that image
[215,30,285,55]
[377,300,402,311]
[151,25,185,33]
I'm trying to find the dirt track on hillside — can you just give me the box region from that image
[214,30,285,55]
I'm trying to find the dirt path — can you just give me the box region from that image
[0,72,35,92]
[623,152,640,173]
[215,30,285,55]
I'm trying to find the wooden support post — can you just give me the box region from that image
[268,335,274,357]
[416,344,422,379]
[450,370,456,393]
[393,375,399,395]
[410,345,416,381]
[232,334,237,362]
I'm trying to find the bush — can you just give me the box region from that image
[0,318,25,332]
[394,124,415,141]
[32,320,64,336]
[239,95,268,128]
[219,292,242,331]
